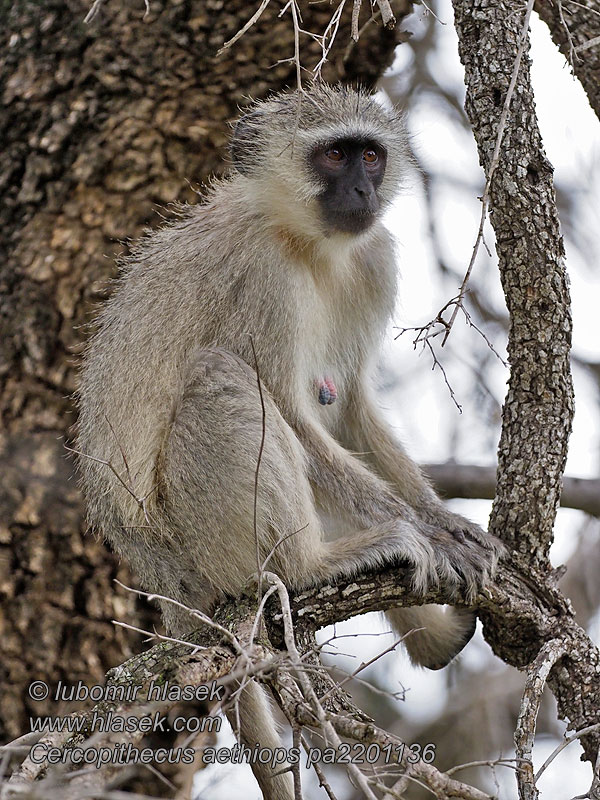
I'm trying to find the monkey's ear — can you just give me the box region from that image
[230,110,265,176]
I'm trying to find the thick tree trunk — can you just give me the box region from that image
[0,0,411,782]
[453,0,600,769]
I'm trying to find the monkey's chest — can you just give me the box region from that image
[294,264,383,431]
[300,312,360,431]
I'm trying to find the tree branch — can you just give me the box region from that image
[534,0,600,121]
[424,463,600,518]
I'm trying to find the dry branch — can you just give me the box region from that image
[423,463,600,518]
[515,640,567,800]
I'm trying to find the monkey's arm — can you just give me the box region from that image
[339,381,495,548]
[294,412,421,528]
[290,403,496,593]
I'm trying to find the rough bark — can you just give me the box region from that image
[534,0,600,121]
[0,0,411,760]
[452,0,574,568]
[453,0,599,767]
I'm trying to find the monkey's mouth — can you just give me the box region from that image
[325,209,378,235]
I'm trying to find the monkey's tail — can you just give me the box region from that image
[386,605,477,670]
[225,680,294,800]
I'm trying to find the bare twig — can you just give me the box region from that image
[264,572,379,800]
[351,0,361,40]
[84,0,150,23]
[218,0,272,53]
[446,757,522,776]
[376,0,396,28]
[313,0,346,80]
[113,580,246,657]
[557,0,579,64]
[65,443,157,527]
[292,726,303,800]
[535,723,600,783]
[317,634,410,702]
[515,639,567,800]
[575,34,600,52]
[381,775,410,800]
[343,9,383,63]
[301,735,340,800]
[112,620,206,652]
[83,0,105,23]
[249,334,268,612]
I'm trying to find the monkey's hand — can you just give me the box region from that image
[413,506,504,597]
[427,504,501,548]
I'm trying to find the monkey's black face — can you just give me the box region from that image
[309,138,387,234]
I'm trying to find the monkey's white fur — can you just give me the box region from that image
[77,84,499,800]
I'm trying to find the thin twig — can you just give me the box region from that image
[314,0,346,78]
[65,444,156,526]
[249,334,267,616]
[84,0,105,23]
[317,635,410,702]
[575,34,600,53]
[113,580,246,656]
[375,0,395,28]
[351,0,361,40]
[218,0,272,53]
[447,757,522,776]
[343,9,382,63]
[292,726,303,800]
[565,0,600,17]
[535,723,600,783]
[557,0,579,64]
[264,572,379,800]
[112,619,207,652]
[301,735,340,800]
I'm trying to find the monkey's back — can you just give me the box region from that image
[77,184,306,539]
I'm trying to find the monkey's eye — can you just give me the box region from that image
[363,148,378,163]
[325,147,345,162]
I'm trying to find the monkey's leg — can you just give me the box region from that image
[293,416,494,602]
[315,519,479,668]
[343,385,504,555]
[158,348,328,800]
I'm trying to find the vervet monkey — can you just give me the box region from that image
[76,83,500,800]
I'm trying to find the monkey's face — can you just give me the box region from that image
[230,85,409,241]
[309,138,387,234]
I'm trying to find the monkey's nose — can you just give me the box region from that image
[354,183,372,197]
[353,185,379,213]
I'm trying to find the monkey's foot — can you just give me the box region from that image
[316,376,338,406]
[419,504,503,554]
